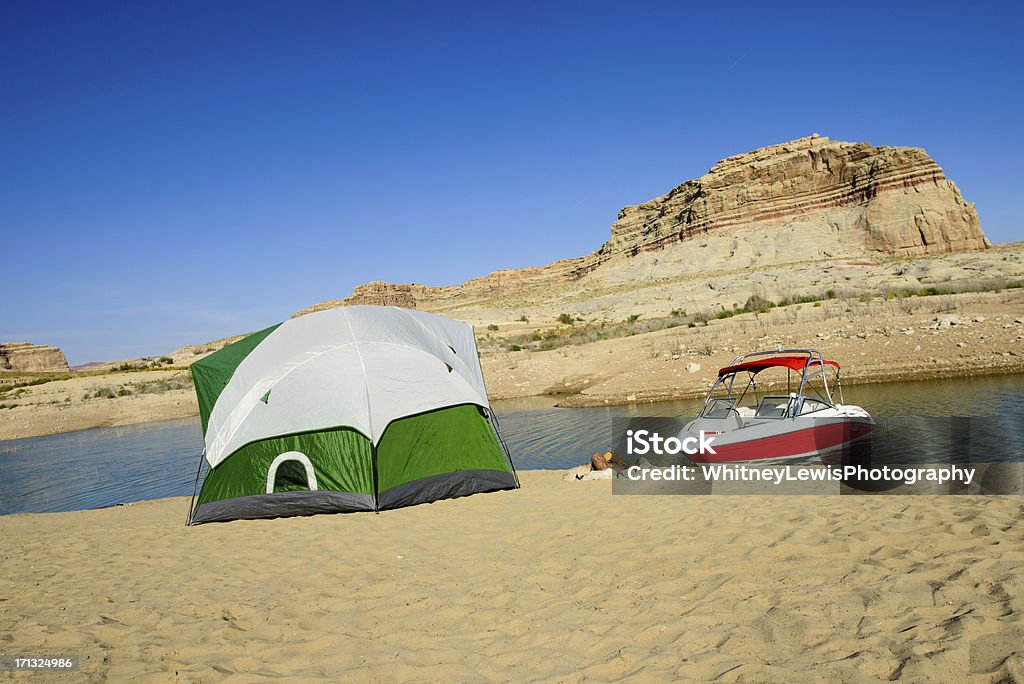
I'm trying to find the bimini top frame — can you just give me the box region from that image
[699,349,845,417]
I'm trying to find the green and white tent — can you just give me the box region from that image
[187,306,517,524]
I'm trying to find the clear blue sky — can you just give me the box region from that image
[3,1,1022,364]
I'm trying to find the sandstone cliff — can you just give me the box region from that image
[589,134,986,273]
[294,262,588,317]
[0,343,70,372]
[297,135,989,316]
[297,282,425,316]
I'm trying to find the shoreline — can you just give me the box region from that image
[552,359,1024,407]
[3,289,1022,442]
[1,364,1021,444]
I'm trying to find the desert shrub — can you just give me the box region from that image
[487,324,499,331]
[133,374,193,394]
[557,313,574,325]
[743,294,776,314]
[743,294,772,312]
[10,378,55,388]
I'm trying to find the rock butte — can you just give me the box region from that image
[296,135,988,317]
[0,342,70,373]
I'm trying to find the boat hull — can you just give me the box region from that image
[682,416,876,464]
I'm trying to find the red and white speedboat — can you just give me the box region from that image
[680,349,875,464]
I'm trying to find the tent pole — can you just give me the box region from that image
[371,444,380,514]
[185,449,205,526]
[490,412,520,488]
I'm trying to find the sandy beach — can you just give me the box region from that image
[1,471,1021,681]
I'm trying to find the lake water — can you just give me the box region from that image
[1,374,1022,515]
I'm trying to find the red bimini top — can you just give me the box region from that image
[718,356,840,377]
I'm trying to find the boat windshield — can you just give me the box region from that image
[703,397,737,419]
[755,395,795,418]
[797,397,832,415]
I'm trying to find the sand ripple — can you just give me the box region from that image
[1,472,1022,681]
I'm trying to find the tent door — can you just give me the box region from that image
[266,451,319,494]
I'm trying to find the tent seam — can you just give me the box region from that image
[208,340,485,466]
[341,309,378,512]
[205,310,485,466]
[391,306,482,396]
